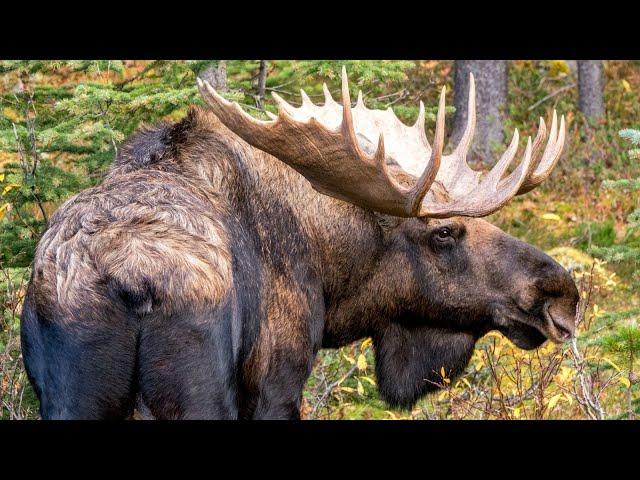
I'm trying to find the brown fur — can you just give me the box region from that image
[20,108,579,419]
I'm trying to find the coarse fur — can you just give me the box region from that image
[21,108,579,419]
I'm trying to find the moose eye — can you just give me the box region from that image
[429,226,457,250]
[435,227,453,240]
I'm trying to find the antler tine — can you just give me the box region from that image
[339,65,388,169]
[356,90,365,109]
[413,100,431,150]
[531,116,548,163]
[300,89,314,107]
[409,87,446,214]
[197,77,271,128]
[478,129,534,215]
[497,116,545,192]
[483,128,521,186]
[414,101,426,129]
[516,110,565,194]
[323,83,337,107]
[476,130,535,213]
[271,91,297,116]
[340,66,361,155]
[432,73,480,200]
[499,136,533,193]
[485,136,534,210]
[373,132,388,173]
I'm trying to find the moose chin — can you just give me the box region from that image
[20,68,579,419]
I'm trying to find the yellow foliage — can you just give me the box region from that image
[2,107,22,123]
[603,357,622,373]
[547,393,564,411]
[593,304,603,318]
[440,366,450,384]
[2,183,19,196]
[546,246,597,269]
[0,202,10,220]
[356,354,367,371]
[360,376,376,386]
[547,60,571,78]
[342,354,355,365]
[540,213,562,222]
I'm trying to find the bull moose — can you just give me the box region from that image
[20,68,579,419]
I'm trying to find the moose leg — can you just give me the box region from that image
[250,346,315,420]
[20,292,138,420]
[249,283,324,420]
[137,306,239,420]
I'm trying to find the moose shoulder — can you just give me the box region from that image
[20,70,579,419]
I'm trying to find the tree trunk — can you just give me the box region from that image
[451,60,509,165]
[256,60,267,109]
[577,60,605,122]
[198,60,227,91]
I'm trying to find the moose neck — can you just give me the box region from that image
[237,153,414,339]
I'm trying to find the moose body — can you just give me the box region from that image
[21,72,580,419]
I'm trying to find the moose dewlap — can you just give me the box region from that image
[20,68,578,419]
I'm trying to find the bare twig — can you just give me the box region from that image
[568,268,605,420]
[528,83,576,112]
[310,362,358,419]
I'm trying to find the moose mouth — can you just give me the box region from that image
[492,301,574,350]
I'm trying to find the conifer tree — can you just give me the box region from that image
[591,129,640,268]
[592,128,640,418]
[0,60,214,267]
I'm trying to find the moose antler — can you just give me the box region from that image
[197,67,565,218]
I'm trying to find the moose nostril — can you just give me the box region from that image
[554,321,572,339]
[545,303,576,340]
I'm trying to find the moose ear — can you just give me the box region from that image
[374,213,404,234]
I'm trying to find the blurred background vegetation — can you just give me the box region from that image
[0,60,638,419]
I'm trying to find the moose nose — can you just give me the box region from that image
[544,301,576,342]
[536,258,580,343]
